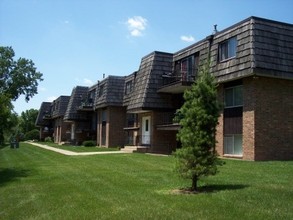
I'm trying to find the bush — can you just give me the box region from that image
[24,129,40,141]
[44,137,53,142]
[82,140,96,147]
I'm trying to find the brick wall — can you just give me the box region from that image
[152,111,178,154]
[243,77,257,160]
[253,77,293,160]
[215,84,224,157]
[218,76,293,161]
[108,106,126,147]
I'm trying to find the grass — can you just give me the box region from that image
[0,143,292,220]
[37,142,119,152]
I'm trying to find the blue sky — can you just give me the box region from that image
[1,0,292,114]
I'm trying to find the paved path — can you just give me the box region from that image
[27,142,129,156]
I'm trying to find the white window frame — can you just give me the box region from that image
[219,37,237,62]
[224,134,243,156]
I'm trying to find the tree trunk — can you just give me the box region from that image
[191,175,198,191]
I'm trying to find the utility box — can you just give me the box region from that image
[10,140,19,149]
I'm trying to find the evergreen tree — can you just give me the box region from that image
[174,61,223,191]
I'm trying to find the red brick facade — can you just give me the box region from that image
[216,76,293,160]
[97,107,126,147]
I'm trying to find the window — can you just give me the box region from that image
[99,85,104,97]
[125,80,133,95]
[225,86,243,108]
[224,135,243,155]
[101,109,107,122]
[219,37,237,61]
[175,53,199,82]
[145,119,149,132]
[126,113,137,127]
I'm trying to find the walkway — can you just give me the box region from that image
[27,142,130,156]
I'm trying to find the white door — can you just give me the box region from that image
[142,116,151,145]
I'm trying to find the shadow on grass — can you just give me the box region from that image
[0,144,9,150]
[0,168,31,187]
[199,183,249,193]
[172,184,249,195]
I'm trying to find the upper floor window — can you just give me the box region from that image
[54,101,59,111]
[101,109,107,122]
[225,85,243,108]
[125,80,133,95]
[175,53,199,82]
[87,91,95,104]
[99,85,104,97]
[219,37,237,61]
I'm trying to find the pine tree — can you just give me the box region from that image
[174,61,223,191]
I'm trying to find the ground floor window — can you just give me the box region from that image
[224,134,243,155]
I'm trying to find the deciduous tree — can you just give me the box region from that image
[0,46,43,145]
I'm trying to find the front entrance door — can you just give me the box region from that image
[142,116,151,145]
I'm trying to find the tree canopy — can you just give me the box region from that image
[0,46,43,145]
[174,61,223,191]
[0,46,43,101]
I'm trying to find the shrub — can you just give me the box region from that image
[24,129,40,141]
[44,137,53,142]
[82,140,96,147]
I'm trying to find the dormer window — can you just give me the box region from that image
[99,85,104,97]
[125,80,133,95]
[219,37,237,61]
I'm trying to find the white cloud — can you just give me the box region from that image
[131,29,142,37]
[47,96,57,102]
[83,78,94,86]
[180,35,195,42]
[126,16,148,37]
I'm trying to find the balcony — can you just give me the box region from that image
[43,113,52,120]
[158,69,197,94]
[156,111,181,131]
[78,101,94,111]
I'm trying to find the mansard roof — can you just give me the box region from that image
[51,95,70,118]
[35,102,52,127]
[127,51,174,112]
[95,75,125,108]
[64,86,89,121]
[250,17,293,79]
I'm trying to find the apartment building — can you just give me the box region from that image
[36,16,293,160]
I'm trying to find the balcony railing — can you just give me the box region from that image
[78,101,94,111]
[162,69,197,86]
[43,114,52,120]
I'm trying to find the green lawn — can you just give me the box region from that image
[0,143,292,220]
[37,142,119,152]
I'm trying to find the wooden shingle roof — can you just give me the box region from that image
[51,96,70,118]
[35,102,52,127]
[251,17,293,79]
[127,51,174,112]
[94,75,125,108]
[64,86,89,121]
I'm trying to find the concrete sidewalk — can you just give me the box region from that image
[27,142,129,156]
